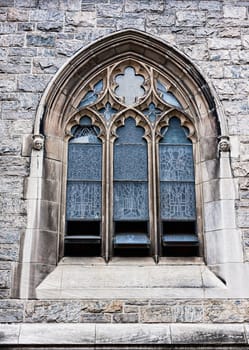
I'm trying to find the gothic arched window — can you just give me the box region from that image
[64,60,199,262]
[24,31,240,300]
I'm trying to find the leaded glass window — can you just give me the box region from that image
[65,117,102,256]
[65,59,199,260]
[159,118,198,256]
[113,118,150,251]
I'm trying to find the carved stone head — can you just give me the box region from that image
[218,136,230,153]
[32,134,44,151]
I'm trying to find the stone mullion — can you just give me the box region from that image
[107,132,114,261]
[101,136,108,262]
[150,133,159,263]
[103,68,112,262]
[154,118,167,262]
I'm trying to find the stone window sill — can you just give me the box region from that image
[36,257,225,299]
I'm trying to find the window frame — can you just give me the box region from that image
[63,66,201,261]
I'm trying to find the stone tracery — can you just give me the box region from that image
[64,58,199,260]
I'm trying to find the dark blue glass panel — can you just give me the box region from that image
[159,145,194,181]
[66,182,101,220]
[143,103,161,122]
[114,144,147,180]
[157,80,182,108]
[78,80,103,108]
[114,233,150,245]
[159,117,196,221]
[68,144,102,180]
[67,122,102,221]
[163,234,198,243]
[114,182,149,220]
[79,116,92,126]
[160,182,196,220]
[114,117,148,221]
[115,117,146,145]
[160,118,191,144]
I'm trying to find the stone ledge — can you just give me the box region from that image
[36,259,226,299]
[0,323,248,345]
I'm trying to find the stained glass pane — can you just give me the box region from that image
[160,118,191,144]
[66,182,101,220]
[159,145,194,181]
[114,144,147,180]
[143,103,161,122]
[157,80,182,108]
[67,122,102,221]
[78,80,103,108]
[115,117,146,144]
[114,117,148,222]
[115,67,145,105]
[114,182,149,220]
[99,103,117,121]
[68,144,102,180]
[114,233,150,246]
[160,182,196,220]
[79,116,92,126]
[159,117,196,221]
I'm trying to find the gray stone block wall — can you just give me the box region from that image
[0,298,249,324]
[0,0,249,331]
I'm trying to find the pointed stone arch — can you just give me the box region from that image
[34,29,227,137]
[20,29,243,299]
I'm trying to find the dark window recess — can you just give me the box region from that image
[162,221,199,257]
[114,221,150,256]
[65,221,101,256]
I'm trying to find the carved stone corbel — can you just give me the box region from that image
[218,135,230,154]
[32,134,44,151]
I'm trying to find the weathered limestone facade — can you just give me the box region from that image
[0,0,249,348]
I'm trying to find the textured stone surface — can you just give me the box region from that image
[170,324,246,344]
[24,301,82,323]
[19,323,95,344]
[3,298,249,324]
[204,299,249,323]
[0,270,11,289]
[17,75,51,92]
[0,324,20,344]
[0,301,23,323]
[26,34,55,47]
[0,322,248,346]
[0,245,19,262]
[140,301,204,323]
[95,323,171,344]
[242,230,249,261]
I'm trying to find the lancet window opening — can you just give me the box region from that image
[65,59,199,261]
